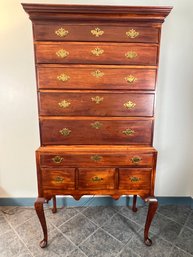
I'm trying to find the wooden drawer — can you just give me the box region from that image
[35,43,158,65]
[41,168,75,189]
[40,152,154,168]
[119,168,152,190]
[39,91,155,117]
[40,118,153,145]
[34,24,159,43]
[78,168,115,190]
[37,66,157,90]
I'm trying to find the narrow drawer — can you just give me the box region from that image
[37,66,157,90]
[119,168,152,190]
[35,42,158,65]
[41,169,75,189]
[40,118,153,145]
[40,152,154,168]
[34,24,159,43]
[39,92,155,117]
[78,168,115,190]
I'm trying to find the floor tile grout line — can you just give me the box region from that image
[2,212,35,257]
[156,210,189,227]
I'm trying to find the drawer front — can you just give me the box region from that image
[40,118,153,145]
[37,66,157,90]
[40,152,154,167]
[39,92,154,117]
[36,43,158,65]
[78,168,115,190]
[34,24,159,43]
[119,168,152,190]
[41,169,75,189]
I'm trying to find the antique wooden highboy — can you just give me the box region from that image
[22,3,172,248]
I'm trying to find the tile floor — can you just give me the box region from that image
[0,203,193,257]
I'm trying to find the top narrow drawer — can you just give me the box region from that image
[34,24,159,43]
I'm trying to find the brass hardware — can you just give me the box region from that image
[126,29,139,39]
[122,128,135,136]
[56,49,69,58]
[54,176,64,183]
[130,176,141,182]
[55,28,69,37]
[124,101,136,109]
[91,96,104,104]
[125,51,137,59]
[57,73,70,82]
[92,176,104,182]
[58,100,71,108]
[91,47,104,56]
[90,155,103,162]
[125,75,137,83]
[59,128,71,136]
[52,156,64,164]
[91,27,104,37]
[91,121,103,129]
[91,70,104,78]
[131,156,142,164]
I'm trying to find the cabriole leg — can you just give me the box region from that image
[34,197,48,248]
[144,197,158,246]
[132,195,138,212]
[52,195,57,213]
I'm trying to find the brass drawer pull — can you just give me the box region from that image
[126,29,139,39]
[59,128,71,136]
[91,121,103,129]
[58,100,71,108]
[54,176,64,183]
[91,96,104,104]
[91,47,104,56]
[131,156,142,164]
[125,51,137,59]
[91,70,104,78]
[56,49,69,58]
[92,176,104,182]
[90,155,103,162]
[125,75,137,83]
[52,156,64,164]
[57,73,70,82]
[130,176,141,182]
[55,27,69,37]
[91,27,104,37]
[124,101,136,109]
[122,128,135,136]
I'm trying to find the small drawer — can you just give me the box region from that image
[35,42,158,65]
[34,24,159,43]
[40,118,153,145]
[78,168,115,190]
[39,91,155,117]
[40,152,154,168]
[119,168,152,190]
[41,169,75,189]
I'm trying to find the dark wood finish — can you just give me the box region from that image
[34,24,159,43]
[36,43,158,65]
[39,91,155,117]
[37,65,157,90]
[22,3,172,247]
[40,118,153,145]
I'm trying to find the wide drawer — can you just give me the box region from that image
[119,168,152,190]
[35,43,158,65]
[40,152,154,167]
[39,91,155,117]
[40,118,153,145]
[41,168,75,189]
[78,168,115,190]
[37,66,157,90]
[34,24,159,43]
